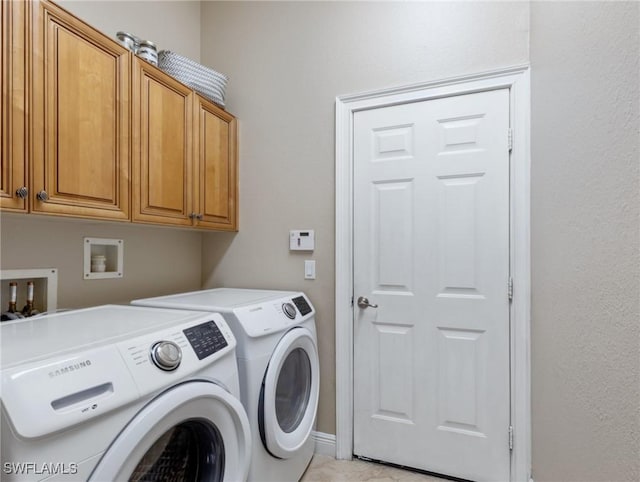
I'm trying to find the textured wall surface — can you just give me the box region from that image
[530,2,640,481]
[199,0,529,435]
[59,0,201,61]
[1,215,202,309]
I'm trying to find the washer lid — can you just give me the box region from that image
[0,305,229,368]
[133,289,315,338]
[133,288,297,312]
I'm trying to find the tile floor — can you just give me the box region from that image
[300,455,445,482]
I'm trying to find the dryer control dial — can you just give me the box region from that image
[150,341,182,371]
[282,302,297,320]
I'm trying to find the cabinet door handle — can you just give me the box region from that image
[37,190,49,202]
[188,212,196,219]
[196,213,203,220]
[15,186,28,199]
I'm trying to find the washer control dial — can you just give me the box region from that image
[282,302,297,320]
[150,341,182,371]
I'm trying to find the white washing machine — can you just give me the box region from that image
[133,288,319,482]
[0,304,251,481]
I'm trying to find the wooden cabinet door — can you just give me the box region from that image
[132,58,193,226]
[1,0,27,212]
[193,95,238,231]
[30,0,130,220]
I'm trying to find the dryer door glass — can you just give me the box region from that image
[275,347,312,433]
[130,420,224,481]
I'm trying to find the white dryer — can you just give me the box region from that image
[0,305,251,481]
[133,288,319,482]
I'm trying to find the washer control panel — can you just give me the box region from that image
[117,313,235,395]
[233,292,315,337]
[292,295,312,316]
[183,320,228,360]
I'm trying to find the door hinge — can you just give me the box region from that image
[508,128,513,152]
[508,277,514,301]
[351,295,354,307]
[509,425,514,451]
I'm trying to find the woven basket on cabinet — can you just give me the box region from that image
[157,50,228,107]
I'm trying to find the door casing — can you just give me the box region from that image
[335,65,531,482]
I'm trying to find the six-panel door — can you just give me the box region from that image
[30,0,130,220]
[353,89,511,482]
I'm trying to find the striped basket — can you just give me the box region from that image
[158,50,228,107]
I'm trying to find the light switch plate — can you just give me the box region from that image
[304,260,316,280]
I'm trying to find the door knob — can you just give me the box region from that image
[357,296,378,309]
[36,190,49,202]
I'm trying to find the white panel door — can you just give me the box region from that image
[353,89,511,482]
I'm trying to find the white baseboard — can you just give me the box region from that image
[312,431,336,457]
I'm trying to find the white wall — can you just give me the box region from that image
[58,0,201,61]
[0,215,202,308]
[199,0,529,435]
[530,2,640,481]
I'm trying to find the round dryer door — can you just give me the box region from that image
[89,381,251,482]
[260,327,320,459]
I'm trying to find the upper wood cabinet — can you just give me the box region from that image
[1,0,28,212]
[133,58,238,231]
[30,0,130,220]
[132,57,194,227]
[1,0,237,230]
[194,95,238,230]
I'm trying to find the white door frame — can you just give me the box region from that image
[335,65,531,482]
